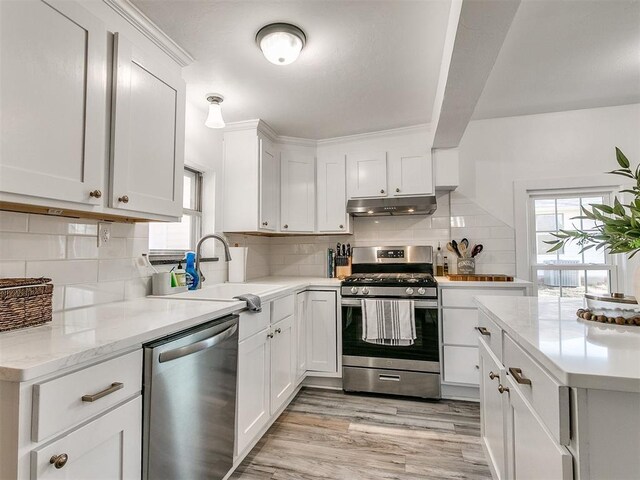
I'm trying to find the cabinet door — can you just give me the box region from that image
[443,345,480,385]
[31,396,141,479]
[281,151,315,232]
[110,33,185,218]
[388,150,433,196]
[346,151,387,198]
[295,292,308,383]
[317,154,349,233]
[0,0,106,205]
[259,137,278,231]
[479,339,507,480]
[237,328,270,455]
[505,376,573,480]
[270,315,295,415]
[306,291,337,373]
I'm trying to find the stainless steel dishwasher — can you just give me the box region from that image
[142,314,239,480]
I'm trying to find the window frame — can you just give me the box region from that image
[149,166,203,257]
[527,188,617,297]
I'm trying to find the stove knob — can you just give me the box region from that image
[405,287,414,295]
[362,287,370,295]
[350,286,358,294]
[418,287,426,295]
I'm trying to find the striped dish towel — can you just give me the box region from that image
[362,299,416,346]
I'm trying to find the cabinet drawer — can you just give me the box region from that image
[31,396,141,480]
[239,308,270,341]
[271,294,294,323]
[32,350,142,442]
[442,308,478,346]
[503,334,570,445]
[443,346,479,385]
[441,288,523,308]
[477,310,503,361]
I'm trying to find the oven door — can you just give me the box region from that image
[341,298,439,373]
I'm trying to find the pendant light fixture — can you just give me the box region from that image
[256,23,306,65]
[205,93,225,128]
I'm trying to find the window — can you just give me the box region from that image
[149,167,203,255]
[529,191,616,297]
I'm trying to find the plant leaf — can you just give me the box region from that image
[616,147,630,169]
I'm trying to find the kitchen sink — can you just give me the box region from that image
[167,283,286,301]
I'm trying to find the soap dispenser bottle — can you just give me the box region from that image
[185,251,199,290]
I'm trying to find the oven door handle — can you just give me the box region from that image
[341,298,437,308]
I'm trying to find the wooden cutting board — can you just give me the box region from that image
[447,274,514,282]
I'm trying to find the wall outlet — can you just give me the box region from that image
[98,222,111,247]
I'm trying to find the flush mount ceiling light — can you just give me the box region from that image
[256,23,306,66]
[205,93,225,128]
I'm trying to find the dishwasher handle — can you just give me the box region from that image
[158,323,238,363]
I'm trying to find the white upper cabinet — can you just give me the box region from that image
[316,154,350,233]
[0,0,107,206]
[110,33,185,218]
[388,150,433,196]
[223,125,280,233]
[280,151,315,232]
[346,150,388,198]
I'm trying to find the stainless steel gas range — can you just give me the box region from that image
[341,246,440,399]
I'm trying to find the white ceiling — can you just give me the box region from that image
[472,0,640,120]
[131,0,450,139]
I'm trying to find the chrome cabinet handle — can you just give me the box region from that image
[118,195,129,203]
[275,328,282,334]
[89,189,102,198]
[50,453,69,469]
[489,371,499,381]
[498,384,509,394]
[81,382,124,402]
[475,326,491,336]
[509,367,532,385]
[396,188,400,193]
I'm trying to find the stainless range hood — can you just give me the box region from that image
[346,196,437,216]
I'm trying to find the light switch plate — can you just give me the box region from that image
[98,222,111,247]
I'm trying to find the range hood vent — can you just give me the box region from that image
[347,196,437,217]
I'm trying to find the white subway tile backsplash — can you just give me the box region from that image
[0,211,28,232]
[98,258,147,282]
[98,237,128,259]
[28,214,97,236]
[66,236,99,259]
[0,232,66,261]
[64,281,125,310]
[0,260,26,277]
[26,259,98,285]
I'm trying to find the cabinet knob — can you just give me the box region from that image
[339,224,344,229]
[89,189,102,199]
[396,188,400,193]
[262,221,268,226]
[267,333,274,339]
[50,453,69,469]
[275,328,282,334]
[489,371,499,381]
[283,224,288,229]
[118,195,129,204]
[380,189,385,194]
[497,384,510,394]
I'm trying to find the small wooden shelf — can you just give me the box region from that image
[447,274,514,282]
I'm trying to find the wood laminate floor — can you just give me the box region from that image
[230,388,491,480]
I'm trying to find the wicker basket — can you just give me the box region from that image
[0,278,53,332]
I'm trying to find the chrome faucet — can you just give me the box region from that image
[195,234,232,289]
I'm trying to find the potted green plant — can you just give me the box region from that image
[546,147,640,299]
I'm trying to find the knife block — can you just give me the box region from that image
[335,258,352,279]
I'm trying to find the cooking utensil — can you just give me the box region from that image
[450,240,462,258]
[460,238,469,250]
[346,244,351,257]
[446,242,459,258]
[458,242,468,258]
[471,244,483,258]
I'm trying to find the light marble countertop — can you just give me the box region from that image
[436,276,532,288]
[0,298,244,382]
[476,296,640,392]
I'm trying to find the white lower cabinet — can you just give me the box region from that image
[295,292,308,383]
[478,310,573,480]
[31,396,141,480]
[269,315,295,415]
[443,345,479,385]
[306,291,338,373]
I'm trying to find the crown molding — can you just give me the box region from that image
[316,123,431,146]
[277,135,318,147]
[223,119,279,142]
[103,0,194,67]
